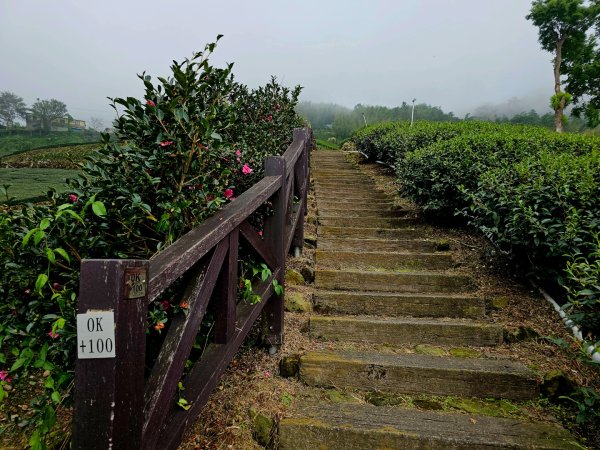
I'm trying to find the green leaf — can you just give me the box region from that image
[39,218,51,231]
[92,201,107,217]
[54,248,70,264]
[29,430,42,450]
[39,344,48,362]
[44,377,55,389]
[35,273,49,295]
[211,132,222,141]
[33,229,46,245]
[45,248,56,264]
[51,391,61,403]
[11,357,26,371]
[63,209,84,224]
[22,228,38,247]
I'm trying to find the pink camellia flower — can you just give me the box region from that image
[146,99,156,107]
[264,371,271,378]
[159,141,173,147]
[68,194,78,203]
[224,188,234,199]
[242,164,253,175]
[258,230,263,237]
[48,330,59,339]
[235,149,241,157]
[160,300,170,311]
[267,115,273,122]
[0,370,12,383]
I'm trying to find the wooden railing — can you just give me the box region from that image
[72,128,313,449]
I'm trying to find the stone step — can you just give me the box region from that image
[309,315,502,347]
[318,226,421,240]
[318,237,444,253]
[317,208,408,218]
[299,351,538,400]
[316,198,396,207]
[316,249,454,271]
[279,403,580,450]
[313,290,485,319]
[315,269,476,294]
[318,216,419,228]
[314,189,388,200]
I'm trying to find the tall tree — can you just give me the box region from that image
[30,98,68,131]
[565,28,600,126]
[527,0,597,132]
[0,91,27,127]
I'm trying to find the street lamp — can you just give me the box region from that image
[410,98,416,127]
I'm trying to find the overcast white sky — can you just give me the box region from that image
[0,0,553,125]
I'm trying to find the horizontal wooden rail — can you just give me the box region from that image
[73,127,313,450]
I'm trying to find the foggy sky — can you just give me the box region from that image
[0,0,554,126]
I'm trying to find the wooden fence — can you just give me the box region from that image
[72,128,313,449]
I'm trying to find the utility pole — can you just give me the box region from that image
[410,98,416,127]
[362,113,367,127]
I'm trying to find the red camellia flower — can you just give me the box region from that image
[242,164,253,175]
[68,194,78,203]
[267,115,273,122]
[224,188,234,199]
[0,370,12,383]
[146,99,156,107]
[52,282,61,290]
[160,300,170,311]
[159,141,174,147]
[257,230,263,237]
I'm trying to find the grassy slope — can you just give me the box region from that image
[0,131,101,159]
[1,143,101,169]
[0,168,80,202]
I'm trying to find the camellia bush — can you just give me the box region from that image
[0,37,304,448]
[351,120,600,342]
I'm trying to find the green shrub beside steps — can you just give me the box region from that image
[351,120,600,341]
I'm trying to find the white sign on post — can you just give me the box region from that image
[76,311,116,359]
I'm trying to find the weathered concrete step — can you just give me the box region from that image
[316,249,454,270]
[279,403,580,450]
[316,269,476,294]
[313,290,485,319]
[317,208,408,218]
[316,198,396,207]
[300,351,538,400]
[313,188,388,199]
[318,237,444,253]
[309,315,502,347]
[318,226,421,240]
[318,216,418,228]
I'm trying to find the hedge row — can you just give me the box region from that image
[0,39,304,447]
[352,121,600,336]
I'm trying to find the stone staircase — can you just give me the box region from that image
[278,150,580,449]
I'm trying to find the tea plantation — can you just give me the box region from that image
[352,121,600,338]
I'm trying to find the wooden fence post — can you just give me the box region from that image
[291,129,309,254]
[73,259,148,450]
[262,156,286,351]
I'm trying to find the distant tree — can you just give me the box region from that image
[527,0,598,132]
[0,91,27,127]
[30,98,68,132]
[88,116,104,131]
